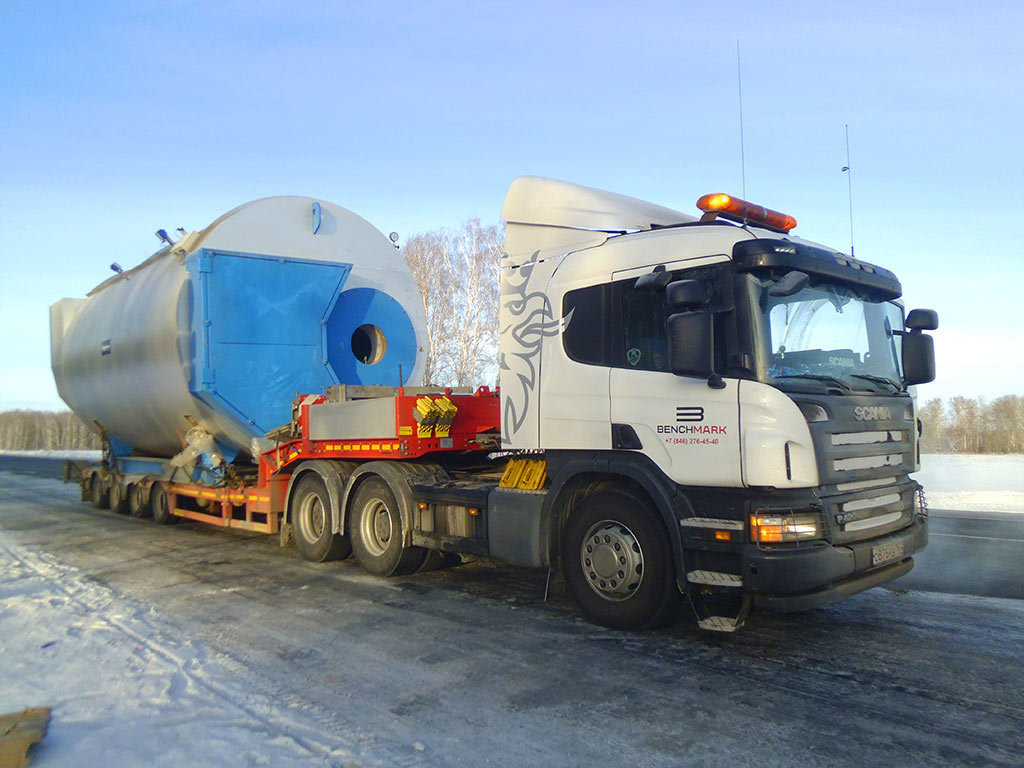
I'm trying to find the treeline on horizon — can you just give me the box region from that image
[2,395,1023,454]
[0,409,100,451]
[918,395,1024,454]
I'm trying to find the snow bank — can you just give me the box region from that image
[915,454,1024,513]
[0,450,102,461]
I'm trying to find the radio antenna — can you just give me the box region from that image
[737,41,747,199]
[841,124,855,258]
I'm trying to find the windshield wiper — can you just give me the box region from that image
[849,373,903,393]
[772,374,852,392]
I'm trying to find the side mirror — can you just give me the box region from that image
[906,308,939,331]
[668,311,714,378]
[768,270,809,297]
[666,279,707,311]
[634,265,673,290]
[902,331,936,385]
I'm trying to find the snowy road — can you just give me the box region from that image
[2,469,1023,767]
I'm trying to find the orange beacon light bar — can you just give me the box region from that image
[696,193,797,233]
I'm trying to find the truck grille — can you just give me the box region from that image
[796,394,919,544]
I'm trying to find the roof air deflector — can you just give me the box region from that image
[501,176,696,233]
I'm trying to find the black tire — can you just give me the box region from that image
[562,489,681,630]
[350,476,425,577]
[109,478,129,515]
[151,483,177,525]
[127,483,152,519]
[90,475,109,509]
[291,474,351,562]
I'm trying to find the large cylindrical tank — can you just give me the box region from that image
[50,196,427,460]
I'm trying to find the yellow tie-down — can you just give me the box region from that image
[413,395,459,438]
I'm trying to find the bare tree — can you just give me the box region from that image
[402,219,501,387]
[947,396,984,453]
[986,395,1024,453]
[918,398,948,453]
[918,394,1024,454]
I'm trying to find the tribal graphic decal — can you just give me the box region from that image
[499,252,565,445]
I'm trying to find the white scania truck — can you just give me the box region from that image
[493,177,936,630]
[55,177,937,632]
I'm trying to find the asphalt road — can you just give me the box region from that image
[1,457,1023,766]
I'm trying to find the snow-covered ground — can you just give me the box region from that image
[915,453,1024,513]
[1,463,1022,766]
[0,539,368,767]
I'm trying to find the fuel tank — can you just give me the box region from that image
[50,196,426,460]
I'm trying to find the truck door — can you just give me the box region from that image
[608,262,742,487]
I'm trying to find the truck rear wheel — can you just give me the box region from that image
[151,484,176,525]
[562,489,680,630]
[109,479,129,515]
[350,476,426,577]
[291,474,351,562]
[89,475,109,509]
[127,483,152,518]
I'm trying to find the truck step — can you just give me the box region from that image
[687,570,743,587]
[697,616,742,632]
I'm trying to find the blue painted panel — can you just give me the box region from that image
[109,435,134,458]
[325,287,418,386]
[119,456,170,477]
[187,249,352,435]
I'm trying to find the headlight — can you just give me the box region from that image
[750,510,823,543]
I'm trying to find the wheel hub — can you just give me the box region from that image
[373,508,392,544]
[360,499,394,557]
[299,495,326,539]
[580,520,644,602]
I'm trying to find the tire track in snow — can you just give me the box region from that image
[0,533,402,767]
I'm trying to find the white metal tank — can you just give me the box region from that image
[50,196,427,460]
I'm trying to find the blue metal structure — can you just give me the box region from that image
[187,248,419,440]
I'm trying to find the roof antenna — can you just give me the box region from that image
[841,124,855,258]
[737,40,747,201]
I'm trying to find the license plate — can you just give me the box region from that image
[872,540,905,566]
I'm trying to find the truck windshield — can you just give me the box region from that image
[757,279,905,394]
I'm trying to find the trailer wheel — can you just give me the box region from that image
[90,475,109,509]
[151,484,177,525]
[350,476,425,577]
[127,483,152,519]
[109,479,129,515]
[562,489,680,630]
[291,474,351,562]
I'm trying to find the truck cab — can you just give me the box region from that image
[498,177,937,631]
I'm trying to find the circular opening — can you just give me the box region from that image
[350,324,387,366]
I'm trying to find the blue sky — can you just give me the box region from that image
[1,0,1020,409]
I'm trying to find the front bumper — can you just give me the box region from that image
[741,516,928,612]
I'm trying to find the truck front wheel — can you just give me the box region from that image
[291,474,351,562]
[350,476,426,577]
[562,489,680,630]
